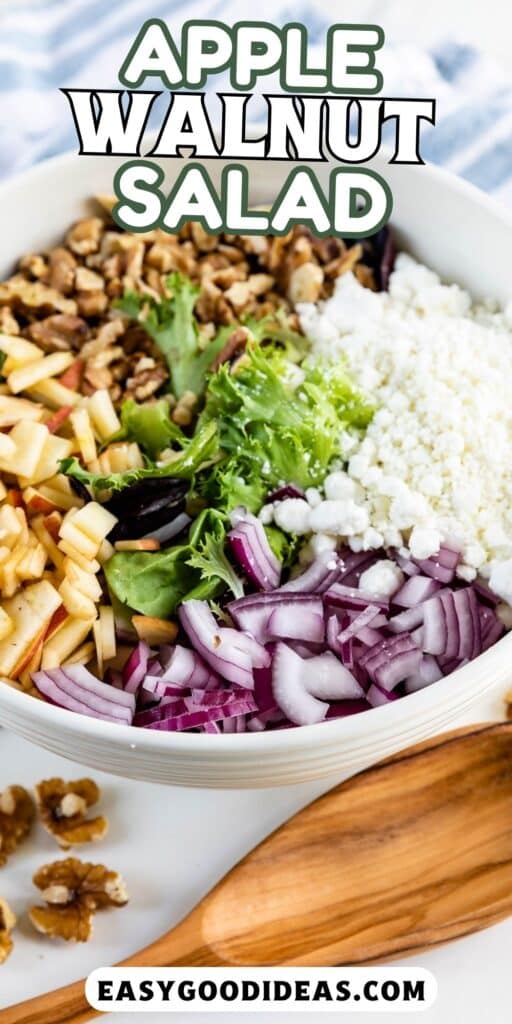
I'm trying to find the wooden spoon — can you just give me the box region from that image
[4,721,512,1024]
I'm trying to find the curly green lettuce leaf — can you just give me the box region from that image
[186,509,243,600]
[115,273,227,399]
[60,420,219,496]
[104,508,234,617]
[242,310,310,362]
[264,525,300,569]
[193,455,267,518]
[113,398,186,459]
[195,343,373,513]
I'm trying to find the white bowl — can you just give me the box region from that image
[0,150,511,787]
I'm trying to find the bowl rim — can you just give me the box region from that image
[2,630,512,752]
[0,146,511,753]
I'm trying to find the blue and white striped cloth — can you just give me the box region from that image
[2,0,512,205]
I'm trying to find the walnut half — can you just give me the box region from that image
[0,897,16,964]
[29,857,129,943]
[35,778,108,849]
[0,785,35,867]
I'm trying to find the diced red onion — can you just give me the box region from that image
[421,594,448,652]
[160,645,217,688]
[272,643,328,725]
[33,667,135,724]
[439,591,460,659]
[338,549,381,586]
[229,507,281,591]
[220,627,271,670]
[179,599,268,688]
[367,683,400,707]
[203,721,222,734]
[415,544,461,583]
[267,603,325,643]
[388,604,426,634]
[388,549,421,576]
[228,592,323,644]
[479,605,505,651]
[266,484,305,502]
[122,641,152,694]
[404,655,443,693]
[143,699,258,731]
[305,652,364,701]
[278,551,342,594]
[324,583,389,612]
[336,604,381,643]
[356,625,383,647]
[472,579,500,607]
[361,634,421,691]
[393,575,440,608]
[326,699,370,718]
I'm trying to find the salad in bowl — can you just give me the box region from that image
[0,197,510,741]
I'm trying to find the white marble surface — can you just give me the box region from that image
[0,678,509,1023]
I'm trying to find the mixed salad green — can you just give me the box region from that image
[61,272,374,619]
[33,230,504,735]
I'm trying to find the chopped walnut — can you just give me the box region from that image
[0,307,20,335]
[75,267,105,292]
[66,217,104,256]
[0,785,35,867]
[46,247,77,294]
[288,262,324,304]
[125,363,168,401]
[35,778,108,849]
[83,363,113,391]
[76,289,109,317]
[0,277,77,316]
[27,314,89,352]
[172,390,198,427]
[224,280,255,314]
[29,857,128,943]
[8,211,381,411]
[0,897,16,964]
[210,326,250,371]
[354,263,378,290]
[19,253,48,279]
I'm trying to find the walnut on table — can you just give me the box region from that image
[0,897,16,964]
[35,778,108,850]
[29,857,129,943]
[0,785,35,867]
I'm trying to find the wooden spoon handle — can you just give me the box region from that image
[0,909,208,1024]
[0,981,95,1024]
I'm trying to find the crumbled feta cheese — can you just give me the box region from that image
[323,470,362,502]
[258,504,274,525]
[310,533,338,557]
[490,560,512,605]
[273,498,311,535]
[359,560,404,599]
[456,564,477,582]
[295,253,512,588]
[363,527,384,549]
[309,499,369,536]
[409,526,442,561]
[305,487,322,508]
